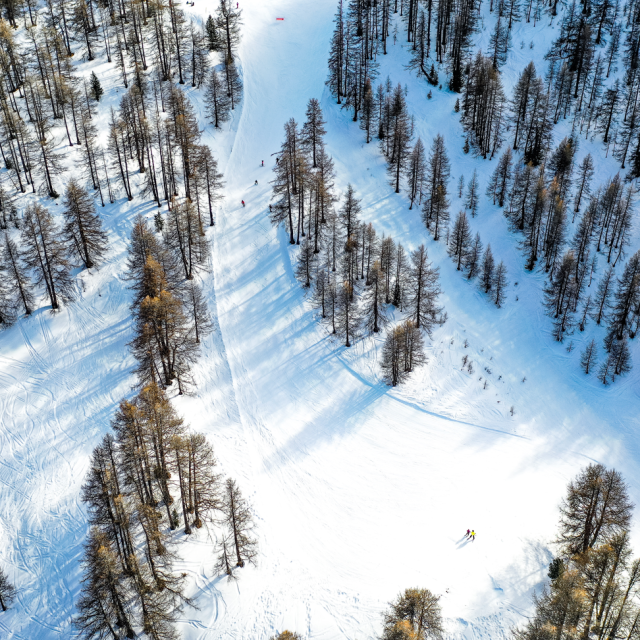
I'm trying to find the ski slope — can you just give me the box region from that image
[2,0,640,638]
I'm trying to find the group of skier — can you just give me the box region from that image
[241,161,266,208]
[465,529,476,542]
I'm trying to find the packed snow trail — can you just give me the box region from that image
[2,0,640,638]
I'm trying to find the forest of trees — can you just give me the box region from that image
[514,464,640,640]
[269,97,445,386]
[74,211,256,639]
[0,0,233,325]
[324,0,640,382]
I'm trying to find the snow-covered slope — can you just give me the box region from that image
[1,0,640,638]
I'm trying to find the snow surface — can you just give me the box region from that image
[1,0,640,638]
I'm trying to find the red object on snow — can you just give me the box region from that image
[276,17,284,20]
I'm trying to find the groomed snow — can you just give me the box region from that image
[1,0,640,638]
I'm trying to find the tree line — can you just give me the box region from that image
[74,214,256,639]
[75,383,257,640]
[514,463,640,640]
[270,98,446,387]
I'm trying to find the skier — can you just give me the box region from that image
[269,204,272,212]
[262,160,264,166]
[255,180,258,185]
[465,529,470,538]
[470,530,476,542]
[241,200,245,207]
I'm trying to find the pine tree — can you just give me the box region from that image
[480,244,495,293]
[221,478,257,568]
[493,261,508,307]
[465,170,479,217]
[580,339,597,374]
[61,179,108,269]
[0,566,16,612]
[407,245,444,335]
[90,71,103,102]
[448,210,471,270]
[21,203,75,310]
[205,15,220,51]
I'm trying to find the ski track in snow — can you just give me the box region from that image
[2,0,640,638]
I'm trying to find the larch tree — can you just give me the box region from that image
[21,203,75,310]
[221,478,258,568]
[448,211,471,271]
[407,245,444,335]
[0,566,16,612]
[61,179,109,269]
[1,232,34,316]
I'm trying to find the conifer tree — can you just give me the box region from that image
[61,179,109,269]
[1,232,34,316]
[205,67,231,128]
[184,281,213,344]
[580,339,598,374]
[423,135,450,240]
[465,170,479,217]
[224,59,243,110]
[448,211,471,270]
[480,244,495,294]
[336,280,360,347]
[591,265,615,325]
[573,153,594,214]
[606,251,640,342]
[406,138,427,210]
[486,147,513,207]
[362,261,388,334]
[21,203,75,310]
[221,478,258,568]
[382,588,444,640]
[301,98,327,168]
[465,232,483,280]
[493,261,508,307]
[339,184,362,240]
[407,245,444,335]
[90,71,103,102]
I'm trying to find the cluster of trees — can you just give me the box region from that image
[514,463,640,640]
[0,179,107,325]
[270,99,445,385]
[75,383,257,639]
[126,214,213,393]
[0,0,235,203]
[485,136,638,380]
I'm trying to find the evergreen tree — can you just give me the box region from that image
[90,71,103,102]
[215,0,242,63]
